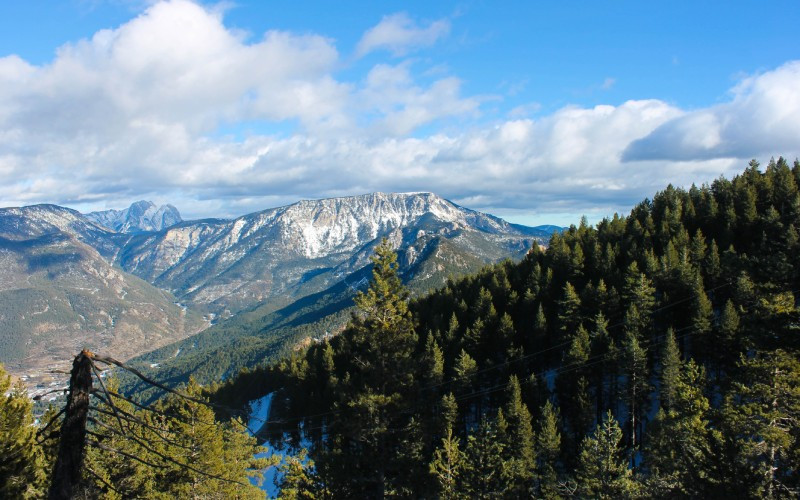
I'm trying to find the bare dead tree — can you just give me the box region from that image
[48,349,93,500]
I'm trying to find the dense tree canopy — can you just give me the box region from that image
[220,158,800,498]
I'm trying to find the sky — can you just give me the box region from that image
[1,1,799,226]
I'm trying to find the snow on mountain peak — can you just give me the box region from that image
[250,192,503,259]
[86,201,182,233]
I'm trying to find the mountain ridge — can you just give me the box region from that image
[1,192,561,389]
[111,192,553,315]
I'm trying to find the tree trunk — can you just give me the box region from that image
[49,350,94,500]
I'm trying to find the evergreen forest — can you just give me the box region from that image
[215,158,800,498]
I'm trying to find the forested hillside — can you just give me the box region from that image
[214,158,800,498]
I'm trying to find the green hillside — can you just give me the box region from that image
[212,158,800,498]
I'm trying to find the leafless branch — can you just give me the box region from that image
[35,406,65,441]
[85,466,124,496]
[92,354,218,409]
[32,387,68,400]
[87,438,165,469]
[89,360,127,435]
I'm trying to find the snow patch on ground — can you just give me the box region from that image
[247,392,274,436]
[247,392,317,498]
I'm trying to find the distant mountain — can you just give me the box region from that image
[113,193,550,315]
[0,194,556,390]
[86,200,182,233]
[0,205,205,387]
[117,193,553,391]
[532,224,566,234]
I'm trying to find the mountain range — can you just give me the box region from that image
[0,194,560,389]
[112,193,553,316]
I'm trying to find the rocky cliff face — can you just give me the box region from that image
[86,201,182,233]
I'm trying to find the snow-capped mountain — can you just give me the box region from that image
[0,193,559,386]
[114,192,551,314]
[86,200,182,233]
[0,204,120,258]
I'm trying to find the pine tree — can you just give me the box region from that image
[575,410,637,499]
[590,311,612,422]
[530,303,548,355]
[659,328,681,411]
[429,428,466,500]
[452,349,477,397]
[722,350,800,498]
[557,325,593,449]
[462,413,508,497]
[705,238,722,285]
[83,378,158,498]
[445,312,460,345]
[438,393,459,439]
[536,400,562,499]
[496,312,519,365]
[421,332,444,386]
[0,364,48,499]
[329,239,419,497]
[155,379,271,499]
[321,342,337,388]
[715,299,741,375]
[622,329,649,456]
[690,272,713,359]
[85,377,271,499]
[430,394,462,498]
[644,360,716,497]
[501,375,536,495]
[557,282,582,342]
[689,228,707,264]
[277,449,319,499]
[621,262,655,338]
[349,239,417,396]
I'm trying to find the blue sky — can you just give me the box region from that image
[1,1,799,225]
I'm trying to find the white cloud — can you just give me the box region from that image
[356,12,450,58]
[623,61,800,161]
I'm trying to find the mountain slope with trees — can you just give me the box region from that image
[213,157,800,498]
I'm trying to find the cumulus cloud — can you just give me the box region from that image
[623,61,800,162]
[356,12,450,58]
[0,0,798,223]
